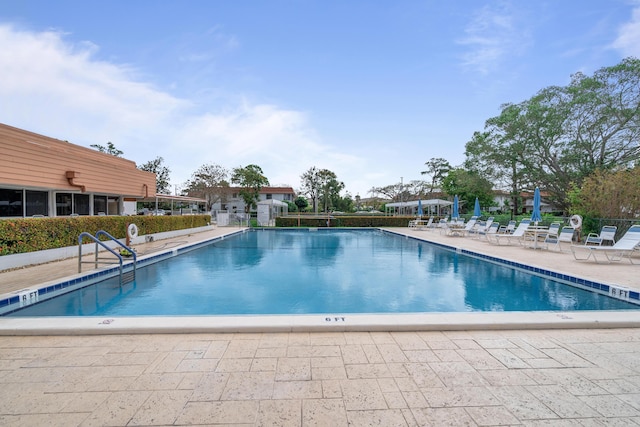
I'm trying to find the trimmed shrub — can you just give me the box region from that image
[275,216,436,228]
[0,215,211,255]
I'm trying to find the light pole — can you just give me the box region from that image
[400,177,403,216]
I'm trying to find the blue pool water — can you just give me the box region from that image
[7,229,639,316]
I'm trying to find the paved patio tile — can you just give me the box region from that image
[346,408,410,426]
[302,398,348,426]
[2,230,640,426]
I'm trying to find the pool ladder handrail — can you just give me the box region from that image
[78,230,137,285]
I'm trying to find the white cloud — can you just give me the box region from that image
[457,2,531,75]
[0,24,369,194]
[612,4,640,57]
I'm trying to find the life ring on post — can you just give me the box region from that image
[127,223,139,239]
[570,215,582,229]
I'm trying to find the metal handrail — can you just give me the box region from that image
[95,230,137,277]
[78,231,136,285]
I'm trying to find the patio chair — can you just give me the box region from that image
[461,216,479,236]
[437,218,449,234]
[497,220,516,235]
[546,222,561,238]
[414,216,433,230]
[571,225,640,263]
[543,226,575,252]
[442,219,465,236]
[470,217,494,237]
[477,221,500,240]
[584,225,617,246]
[490,219,531,245]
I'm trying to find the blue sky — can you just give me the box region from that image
[2,1,639,198]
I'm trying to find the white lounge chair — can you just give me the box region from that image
[483,216,495,231]
[546,222,561,238]
[437,218,449,234]
[477,222,500,240]
[543,226,575,252]
[443,220,464,236]
[411,216,433,230]
[584,225,617,246]
[461,216,479,236]
[571,225,640,263]
[497,220,516,235]
[491,219,532,245]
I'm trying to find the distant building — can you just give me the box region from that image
[207,186,296,213]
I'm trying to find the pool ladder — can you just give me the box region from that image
[78,230,137,285]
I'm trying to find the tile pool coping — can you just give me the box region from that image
[1,227,639,335]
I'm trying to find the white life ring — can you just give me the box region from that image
[127,223,139,239]
[570,215,582,229]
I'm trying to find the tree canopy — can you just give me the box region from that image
[421,157,451,193]
[441,168,494,213]
[231,164,269,213]
[571,166,640,219]
[465,57,640,214]
[138,157,171,194]
[300,167,345,213]
[183,163,229,210]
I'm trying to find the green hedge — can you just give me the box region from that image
[275,216,441,228]
[0,215,211,256]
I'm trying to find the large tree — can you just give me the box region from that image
[317,169,345,213]
[138,157,171,194]
[441,168,494,213]
[300,167,322,213]
[183,163,229,210]
[465,57,640,213]
[231,164,269,213]
[300,167,345,213]
[421,157,451,193]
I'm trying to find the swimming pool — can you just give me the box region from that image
[5,229,639,317]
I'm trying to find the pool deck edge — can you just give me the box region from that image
[2,311,640,335]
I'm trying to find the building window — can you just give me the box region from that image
[56,193,89,216]
[107,197,119,215]
[94,195,107,215]
[0,188,23,217]
[266,194,272,200]
[56,193,72,216]
[25,190,48,216]
[74,194,90,215]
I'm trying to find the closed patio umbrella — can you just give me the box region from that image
[473,197,481,217]
[417,199,423,218]
[531,187,542,225]
[452,195,459,220]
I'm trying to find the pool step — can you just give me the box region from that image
[122,270,135,285]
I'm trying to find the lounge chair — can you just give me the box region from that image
[497,220,516,235]
[584,225,617,246]
[461,216,479,236]
[546,222,561,238]
[490,219,531,245]
[477,222,500,240]
[470,217,494,237]
[411,216,433,230]
[443,217,468,236]
[571,225,640,263]
[437,218,449,234]
[543,226,575,252]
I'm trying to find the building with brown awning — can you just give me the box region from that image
[0,123,157,217]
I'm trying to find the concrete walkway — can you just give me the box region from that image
[1,329,639,425]
[1,226,640,425]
